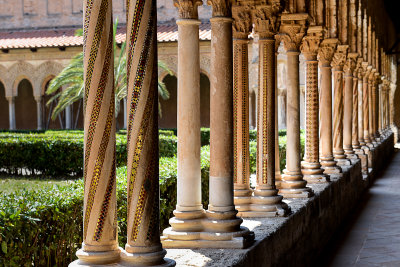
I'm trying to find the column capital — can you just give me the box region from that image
[331,45,348,70]
[232,6,252,39]
[277,13,309,53]
[6,96,15,102]
[343,53,358,75]
[207,0,231,17]
[300,26,324,61]
[317,38,339,66]
[369,69,376,82]
[252,4,281,39]
[34,95,42,102]
[174,0,203,19]
[355,57,363,78]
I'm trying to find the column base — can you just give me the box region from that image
[320,157,342,174]
[70,248,121,266]
[354,149,368,174]
[334,157,352,166]
[161,226,255,249]
[279,170,313,198]
[234,187,252,213]
[301,162,329,183]
[278,188,314,199]
[275,171,282,189]
[120,247,175,267]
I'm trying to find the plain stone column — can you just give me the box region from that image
[358,69,365,147]
[71,0,120,265]
[363,66,372,147]
[65,105,72,129]
[318,39,341,174]
[123,97,127,129]
[332,45,351,166]
[278,13,313,198]
[7,97,16,130]
[343,55,358,160]
[300,27,328,183]
[35,96,43,130]
[368,71,377,146]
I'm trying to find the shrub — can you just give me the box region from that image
[0,146,211,267]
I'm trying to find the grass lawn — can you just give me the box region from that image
[0,176,74,194]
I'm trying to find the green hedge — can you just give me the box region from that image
[0,132,177,176]
[0,146,210,267]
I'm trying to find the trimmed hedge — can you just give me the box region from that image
[0,146,210,267]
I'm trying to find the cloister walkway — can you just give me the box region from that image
[315,149,400,267]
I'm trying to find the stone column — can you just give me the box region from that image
[207,0,244,227]
[35,96,43,130]
[318,39,341,174]
[7,97,16,130]
[232,7,252,210]
[332,45,351,166]
[373,73,380,142]
[300,26,328,183]
[65,105,72,129]
[123,97,127,129]
[278,13,313,198]
[362,64,373,147]
[358,66,365,148]
[121,0,174,265]
[343,53,358,160]
[71,0,120,265]
[368,70,377,146]
[248,4,288,216]
[353,59,368,174]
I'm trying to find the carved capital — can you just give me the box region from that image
[317,38,339,66]
[174,0,203,19]
[252,5,280,39]
[300,26,324,60]
[355,58,363,79]
[277,13,309,52]
[232,6,252,39]
[331,45,348,70]
[207,0,231,17]
[343,53,358,74]
[368,69,376,82]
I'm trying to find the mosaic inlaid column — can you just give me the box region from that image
[35,96,43,130]
[300,26,328,183]
[232,7,252,211]
[318,39,341,174]
[248,4,288,216]
[121,0,174,265]
[72,0,120,265]
[278,14,313,198]
[343,54,358,160]
[7,97,16,130]
[362,64,372,147]
[332,45,351,166]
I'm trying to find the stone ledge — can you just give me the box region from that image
[165,133,394,267]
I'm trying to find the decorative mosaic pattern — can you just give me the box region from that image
[233,43,239,184]
[84,26,113,182]
[84,0,109,108]
[352,77,359,146]
[241,43,249,185]
[305,61,319,163]
[83,0,94,51]
[93,155,116,241]
[333,71,344,152]
[363,78,370,141]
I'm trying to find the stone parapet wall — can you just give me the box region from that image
[165,133,395,267]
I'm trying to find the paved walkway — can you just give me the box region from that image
[315,151,400,267]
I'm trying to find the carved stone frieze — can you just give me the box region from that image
[300,26,324,61]
[252,4,280,39]
[207,0,231,17]
[317,38,339,66]
[174,0,203,19]
[331,45,349,70]
[232,6,252,39]
[277,13,309,52]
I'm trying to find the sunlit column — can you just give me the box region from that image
[35,96,43,130]
[6,97,16,130]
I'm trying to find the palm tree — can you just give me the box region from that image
[46,21,173,123]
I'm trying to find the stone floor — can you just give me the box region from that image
[315,150,400,267]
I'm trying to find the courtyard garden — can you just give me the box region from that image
[0,129,305,266]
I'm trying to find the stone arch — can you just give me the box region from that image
[0,81,8,129]
[158,74,177,128]
[7,62,35,97]
[15,79,37,129]
[158,56,177,78]
[34,61,64,97]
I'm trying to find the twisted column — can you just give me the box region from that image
[318,38,341,174]
[332,45,351,166]
[357,66,365,147]
[72,0,120,265]
[343,53,358,160]
[232,6,252,211]
[277,13,313,198]
[300,26,328,183]
[362,64,372,147]
[121,0,174,265]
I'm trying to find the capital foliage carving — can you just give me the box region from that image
[343,53,358,74]
[207,0,231,17]
[300,26,324,60]
[232,6,252,39]
[355,58,363,79]
[174,0,203,19]
[276,13,309,52]
[331,45,348,70]
[252,4,280,39]
[317,38,338,66]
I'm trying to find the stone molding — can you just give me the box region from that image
[174,0,203,19]
[277,13,309,53]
